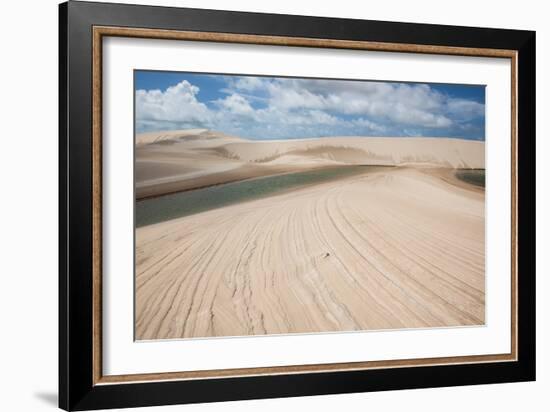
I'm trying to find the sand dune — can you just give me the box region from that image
[135,128,244,146]
[136,130,268,198]
[221,136,484,167]
[135,130,484,198]
[135,167,485,340]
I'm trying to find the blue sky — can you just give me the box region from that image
[135,70,485,140]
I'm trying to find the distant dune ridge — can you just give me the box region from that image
[135,129,485,340]
[220,136,484,167]
[136,128,244,145]
[135,129,484,199]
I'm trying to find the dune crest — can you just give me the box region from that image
[221,136,484,168]
[136,129,244,146]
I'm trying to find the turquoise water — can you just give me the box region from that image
[136,166,383,227]
[455,169,485,188]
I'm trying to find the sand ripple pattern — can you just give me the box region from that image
[135,168,485,340]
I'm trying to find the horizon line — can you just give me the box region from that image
[135,128,485,142]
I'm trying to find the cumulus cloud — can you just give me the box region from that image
[445,98,485,120]
[136,75,485,140]
[265,80,454,129]
[223,78,466,130]
[230,76,267,92]
[214,94,254,116]
[135,80,212,130]
[352,118,387,133]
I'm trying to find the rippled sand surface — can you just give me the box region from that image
[135,167,484,340]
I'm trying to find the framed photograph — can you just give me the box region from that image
[59,1,536,410]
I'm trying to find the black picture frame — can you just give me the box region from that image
[59,1,536,410]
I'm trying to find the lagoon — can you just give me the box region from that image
[136,166,383,227]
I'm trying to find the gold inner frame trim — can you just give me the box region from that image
[91,25,518,386]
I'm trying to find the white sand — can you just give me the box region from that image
[136,167,485,340]
[135,130,485,198]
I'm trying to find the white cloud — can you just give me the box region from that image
[214,94,254,116]
[352,118,387,133]
[136,80,212,127]
[445,98,485,120]
[260,108,340,126]
[262,79,456,129]
[231,76,267,92]
[222,78,466,130]
[266,83,327,111]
